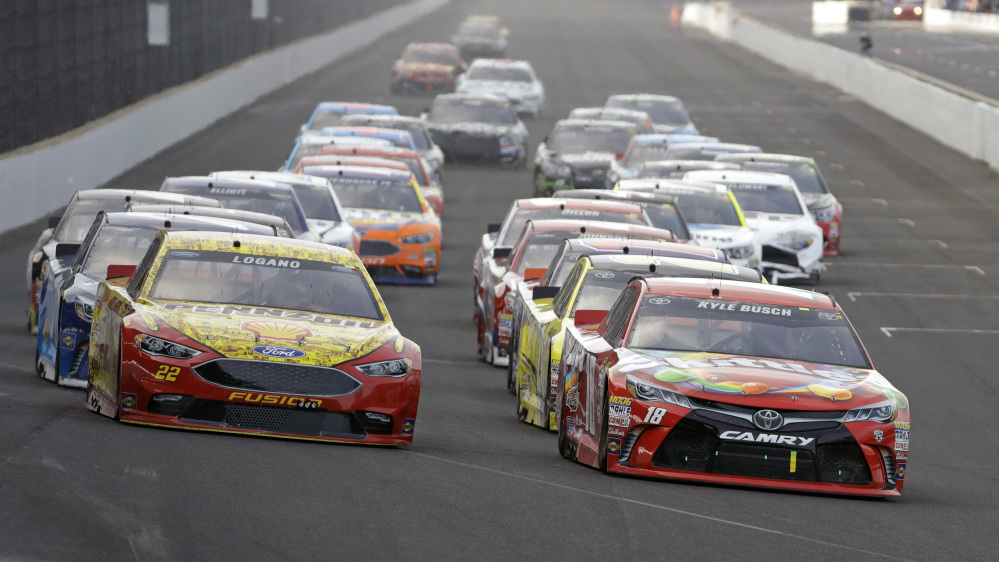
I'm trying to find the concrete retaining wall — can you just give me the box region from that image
[925,7,999,33]
[0,0,450,234]
[683,2,999,170]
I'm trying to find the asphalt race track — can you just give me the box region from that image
[2,0,999,559]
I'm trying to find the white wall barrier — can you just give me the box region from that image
[925,7,999,33]
[683,2,999,170]
[0,0,450,234]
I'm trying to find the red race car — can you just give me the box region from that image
[892,1,924,20]
[86,231,421,445]
[556,277,909,496]
[391,43,466,94]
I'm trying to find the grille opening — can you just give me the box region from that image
[177,399,366,438]
[357,411,394,434]
[148,394,195,416]
[193,360,362,396]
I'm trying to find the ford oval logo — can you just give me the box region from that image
[252,345,306,358]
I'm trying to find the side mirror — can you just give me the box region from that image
[542,136,549,144]
[48,216,61,229]
[106,265,137,280]
[523,268,546,282]
[486,222,501,234]
[55,243,81,258]
[532,286,560,300]
[492,247,512,259]
[574,309,608,327]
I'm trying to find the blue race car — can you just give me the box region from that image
[299,101,398,134]
[35,212,278,387]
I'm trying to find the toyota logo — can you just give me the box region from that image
[752,409,784,431]
[595,271,615,279]
[648,297,671,305]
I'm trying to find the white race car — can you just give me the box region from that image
[685,169,824,283]
[457,59,545,118]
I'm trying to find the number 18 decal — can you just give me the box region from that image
[155,365,180,382]
[642,407,667,424]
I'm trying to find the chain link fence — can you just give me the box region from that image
[0,0,404,155]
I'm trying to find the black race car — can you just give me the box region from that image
[533,119,639,195]
[421,93,528,167]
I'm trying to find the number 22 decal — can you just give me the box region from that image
[155,365,180,382]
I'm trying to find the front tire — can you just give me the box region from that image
[598,391,610,473]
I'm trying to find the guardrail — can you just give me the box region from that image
[0,0,450,235]
[682,2,999,171]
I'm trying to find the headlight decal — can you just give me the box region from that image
[135,334,202,359]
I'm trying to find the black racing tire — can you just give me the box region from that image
[35,350,45,379]
[506,351,516,394]
[557,404,576,460]
[390,81,402,95]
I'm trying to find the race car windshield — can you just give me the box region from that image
[403,49,462,66]
[428,99,517,125]
[328,179,423,214]
[664,147,718,161]
[291,186,340,221]
[339,120,431,151]
[641,204,690,239]
[625,145,670,167]
[739,162,829,194]
[164,188,306,234]
[663,191,742,227]
[627,296,871,369]
[571,270,641,314]
[466,66,533,82]
[149,250,383,320]
[54,200,132,243]
[726,184,803,215]
[308,111,350,130]
[548,127,635,154]
[607,98,691,127]
[81,226,159,276]
[500,208,646,246]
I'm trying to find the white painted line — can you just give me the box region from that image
[406,451,902,559]
[425,358,481,366]
[899,218,916,227]
[848,238,946,248]
[882,327,999,337]
[829,264,984,276]
[844,217,914,226]
[0,361,34,374]
[849,180,865,187]
[839,197,887,206]
[847,292,999,301]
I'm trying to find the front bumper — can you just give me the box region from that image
[760,243,823,283]
[359,240,439,285]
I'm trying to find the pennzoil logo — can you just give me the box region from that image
[241,320,314,342]
[229,392,322,409]
[402,418,415,435]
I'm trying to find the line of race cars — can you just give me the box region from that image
[23,13,908,497]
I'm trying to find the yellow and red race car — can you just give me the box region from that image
[86,231,421,445]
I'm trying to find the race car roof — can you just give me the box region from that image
[302,165,412,182]
[639,160,740,172]
[298,134,395,148]
[210,171,329,189]
[434,92,510,104]
[160,176,297,196]
[553,189,678,205]
[523,218,675,240]
[585,254,762,283]
[314,101,398,114]
[317,145,420,159]
[513,197,645,214]
[467,58,534,71]
[641,277,836,309]
[685,169,797,188]
[666,142,762,152]
[404,42,460,51]
[554,118,638,131]
[159,230,354,258]
[715,152,816,165]
[340,114,425,127]
[73,189,221,208]
[569,107,652,121]
[103,211,277,236]
[299,156,409,170]
[318,126,415,142]
[560,237,726,261]
[124,205,294,236]
[607,93,682,103]
[617,178,729,194]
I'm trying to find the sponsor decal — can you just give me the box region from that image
[402,418,415,435]
[170,251,199,257]
[873,430,884,442]
[608,427,626,436]
[211,188,247,195]
[228,392,322,409]
[252,345,306,358]
[818,312,842,320]
[594,271,615,279]
[696,302,791,316]
[896,452,907,461]
[560,209,601,217]
[498,313,513,337]
[121,393,137,410]
[607,437,622,455]
[719,431,815,447]
[231,256,301,268]
[894,426,910,452]
[608,395,633,428]
[60,330,77,350]
[567,423,575,435]
[155,365,180,382]
[648,297,671,305]
[394,337,405,353]
[642,407,668,425]
[895,463,906,481]
[242,320,314,343]
[566,389,579,412]
[895,420,910,430]
[162,304,380,329]
[752,409,784,431]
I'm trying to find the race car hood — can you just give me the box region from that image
[556,151,617,167]
[426,121,518,136]
[688,224,756,249]
[653,123,698,135]
[460,81,535,98]
[744,213,821,244]
[612,349,906,411]
[147,301,397,367]
[397,62,455,74]
[343,208,427,231]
